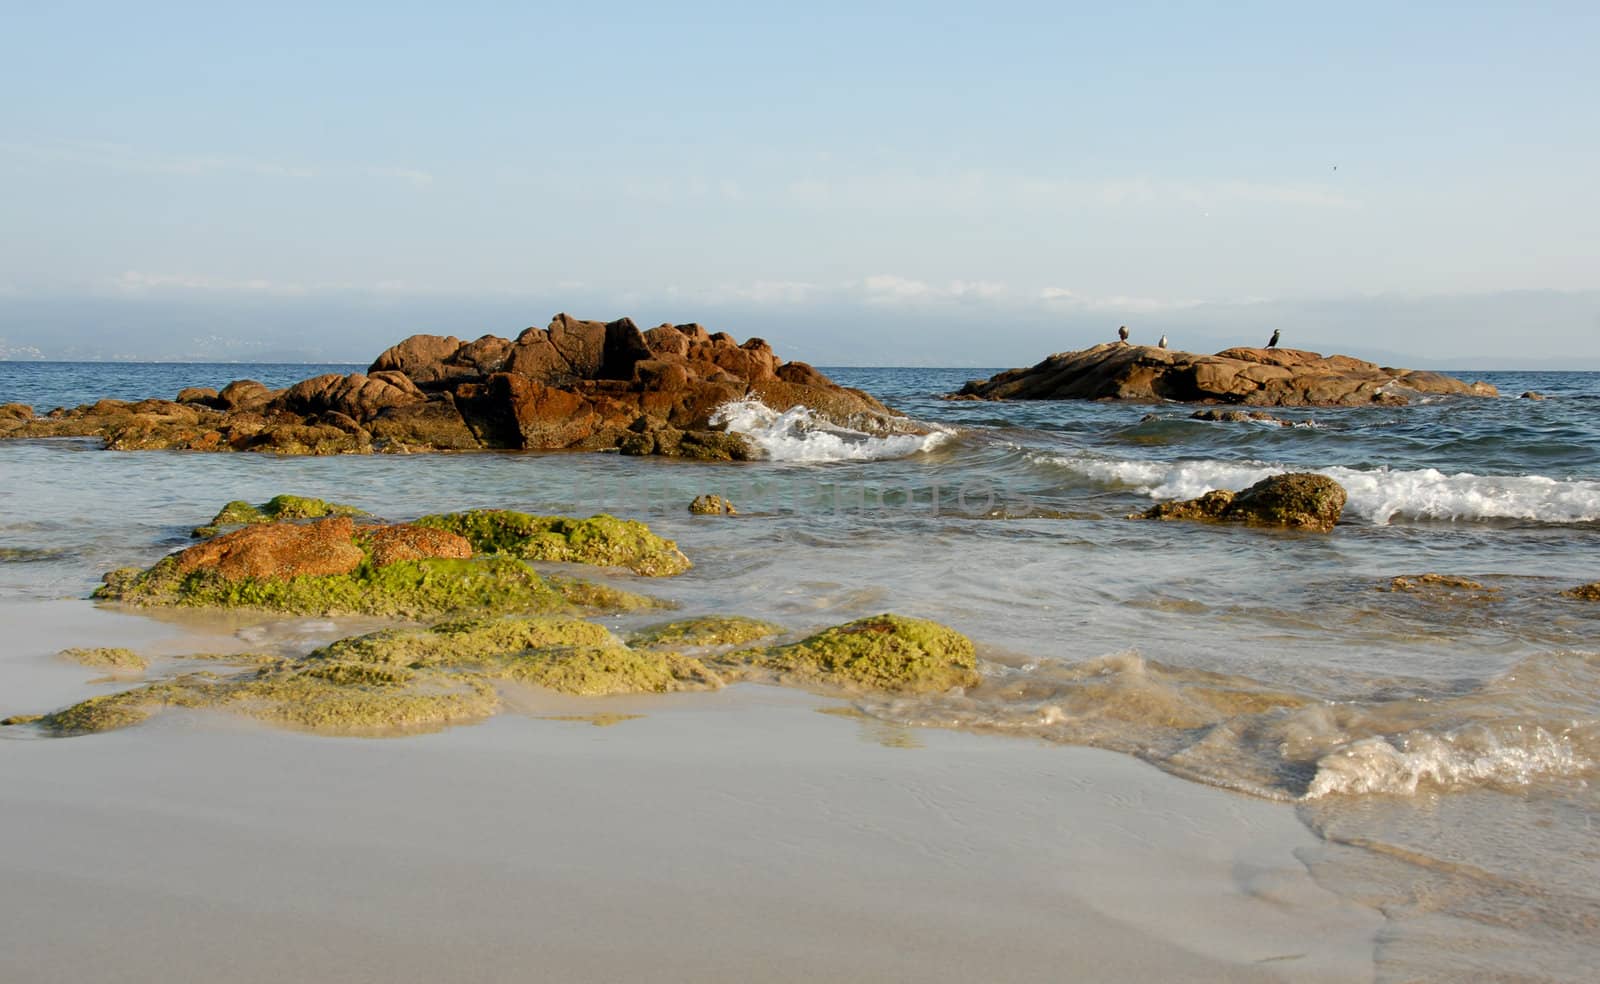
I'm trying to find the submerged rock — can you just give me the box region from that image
[193,494,369,538]
[952,343,1498,407]
[1386,573,1498,595]
[1562,582,1600,601]
[1189,409,1293,426]
[1136,473,1347,533]
[415,509,691,576]
[714,614,979,693]
[688,494,738,515]
[4,315,913,458]
[7,613,993,738]
[58,647,148,674]
[31,668,500,737]
[628,615,784,648]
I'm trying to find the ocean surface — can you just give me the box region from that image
[2,360,1597,980]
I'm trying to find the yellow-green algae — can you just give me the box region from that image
[58,646,148,673]
[29,666,499,737]
[712,613,979,694]
[414,509,691,576]
[628,615,785,649]
[193,494,369,538]
[94,553,663,618]
[303,617,720,696]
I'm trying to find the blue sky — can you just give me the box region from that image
[1,1,1596,365]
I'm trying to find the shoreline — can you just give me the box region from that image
[1,598,1380,983]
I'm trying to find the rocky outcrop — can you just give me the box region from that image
[1135,473,1347,532]
[952,343,1498,407]
[2,314,910,459]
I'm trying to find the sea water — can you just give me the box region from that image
[2,361,1596,980]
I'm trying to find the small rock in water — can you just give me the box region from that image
[1190,408,1292,426]
[688,494,737,515]
[1385,573,1498,596]
[1134,473,1347,533]
[1561,581,1600,601]
[1520,391,1546,400]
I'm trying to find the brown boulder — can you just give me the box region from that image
[366,399,482,451]
[272,373,425,419]
[369,334,471,389]
[217,380,276,411]
[176,386,220,406]
[173,517,365,581]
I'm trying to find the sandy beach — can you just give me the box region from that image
[1,600,1380,983]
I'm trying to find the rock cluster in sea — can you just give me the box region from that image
[951,342,1499,406]
[0,315,911,458]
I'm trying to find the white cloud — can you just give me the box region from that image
[857,275,1009,305]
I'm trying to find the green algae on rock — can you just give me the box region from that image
[1135,472,1347,533]
[58,646,148,673]
[628,615,784,649]
[193,494,369,538]
[304,617,719,696]
[713,614,979,694]
[414,509,691,576]
[29,665,500,737]
[95,553,662,618]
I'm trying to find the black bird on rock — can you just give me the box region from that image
[1267,329,1281,349]
[1118,325,1129,342]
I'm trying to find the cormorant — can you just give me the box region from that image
[1118,325,1129,342]
[1267,329,1281,349]
[1158,335,1169,349]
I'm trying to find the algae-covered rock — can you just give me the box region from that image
[1136,473,1346,533]
[30,666,499,737]
[1562,581,1600,601]
[715,614,979,693]
[490,645,720,695]
[688,494,737,515]
[95,553,662,618]
[305,617,719,696]
[193,494,369,537]
[629,615,783,649]
[415,509,691,576]
[58,647,148,674]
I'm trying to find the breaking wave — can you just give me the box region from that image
[711,399,951,463]
[1031,453,1600,525]
[1304,725,1591,798]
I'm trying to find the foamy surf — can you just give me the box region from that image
[1304,725,1591,798]
[1032,452,1600,524]
[711,398,951,463]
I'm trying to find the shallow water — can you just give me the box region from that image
[2,360,1597,980]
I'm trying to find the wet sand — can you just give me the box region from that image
[0,602,1380,983]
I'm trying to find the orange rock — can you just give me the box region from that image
[361,524,474,567]
[173,517,364,581]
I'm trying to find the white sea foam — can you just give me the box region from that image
[1032,453,1600,525]
[1304,725,1591,798]
[710,399,952,463]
